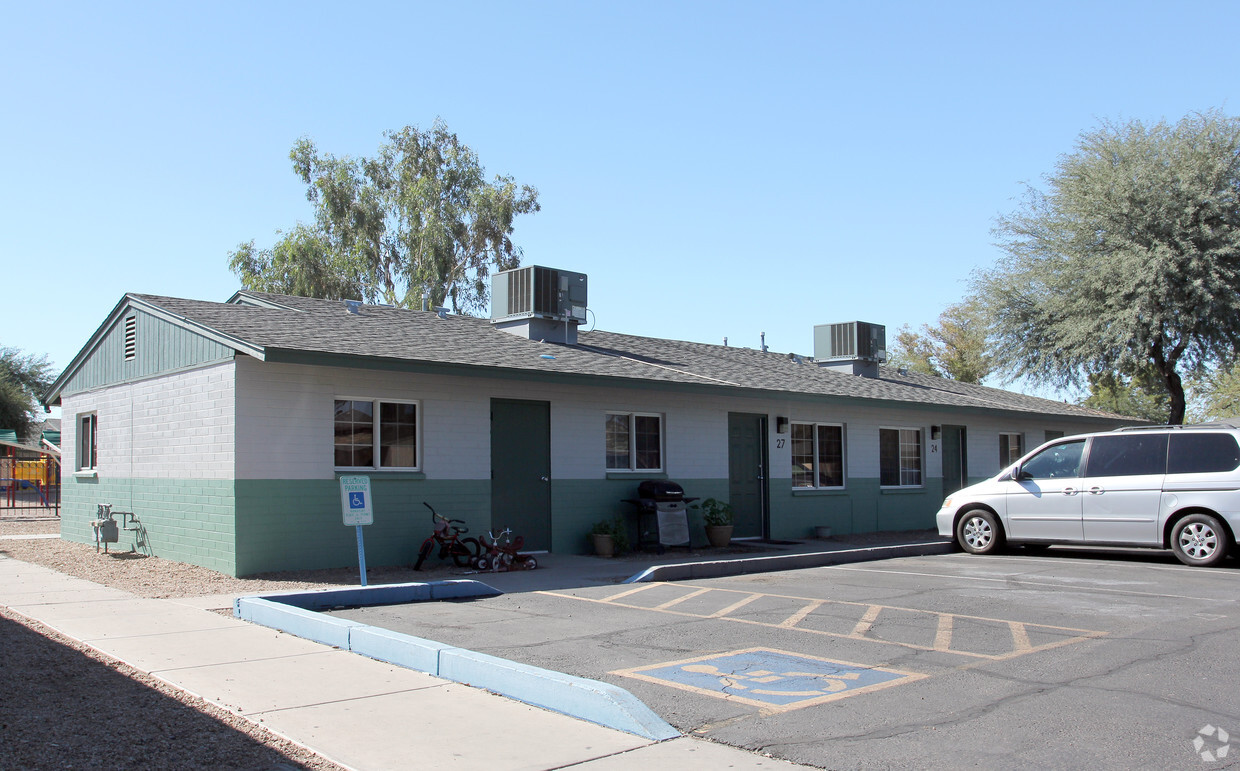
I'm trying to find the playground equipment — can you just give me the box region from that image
[0,457,60,510]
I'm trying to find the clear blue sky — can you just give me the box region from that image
[5,1,1239,389]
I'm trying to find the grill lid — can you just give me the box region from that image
[638,480,684,501]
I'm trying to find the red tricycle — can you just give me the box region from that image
[475,527,539,572]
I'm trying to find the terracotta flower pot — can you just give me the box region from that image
[591,533,616,557]
[705,525,733,548]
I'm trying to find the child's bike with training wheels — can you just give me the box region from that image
[475,526,539,572]
[414,502,482,570]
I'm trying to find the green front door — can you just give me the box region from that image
[941,424,968,496]
[728,412,768,539]
[491,399,552,550]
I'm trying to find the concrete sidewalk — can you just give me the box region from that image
[0,535,950,769]
[0,556,814,769]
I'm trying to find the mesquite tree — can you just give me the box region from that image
[977,110,1240,424]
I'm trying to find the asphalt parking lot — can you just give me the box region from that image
[331,548,1240,769]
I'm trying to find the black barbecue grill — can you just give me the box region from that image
[624,480,698,551]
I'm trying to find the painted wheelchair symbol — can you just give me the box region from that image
[350,492,365,508]
[613,648,926,712]
[681,663,862,697]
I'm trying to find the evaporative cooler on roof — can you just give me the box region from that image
[813,322,887,377]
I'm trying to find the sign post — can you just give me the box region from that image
[338,475,374,586]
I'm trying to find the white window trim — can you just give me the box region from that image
[791,421,846,489]
[605,411,665,473]
[880,425,924,488]
[76,412,98,473]
[333,397,422,472]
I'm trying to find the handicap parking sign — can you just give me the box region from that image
[338,475,374,525]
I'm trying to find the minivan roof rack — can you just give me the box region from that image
[1116,422,1235,432]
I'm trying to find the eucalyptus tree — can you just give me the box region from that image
[888,300,992,384]
[976,110,1240,424]
[230,120,540,314]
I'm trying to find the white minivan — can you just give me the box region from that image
[936,425,1240,566]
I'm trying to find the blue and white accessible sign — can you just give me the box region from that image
[338,475,374,526]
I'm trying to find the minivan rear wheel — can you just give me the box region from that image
[957,509,1003,555]
[1170,513,1230,567]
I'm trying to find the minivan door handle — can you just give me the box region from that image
[1088,486,1104,495]
[1061,487,1078,496]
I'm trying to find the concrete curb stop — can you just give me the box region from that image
[622,540,956,583]
[234,580,679,742]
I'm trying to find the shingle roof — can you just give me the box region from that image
[126,291,1124,421]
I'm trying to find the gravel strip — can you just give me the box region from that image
[0,605,342,770]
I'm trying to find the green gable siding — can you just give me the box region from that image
[61,309,235,396]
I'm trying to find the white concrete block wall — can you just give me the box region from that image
[235,358,493,480]
[235,359,744,481]
[59,361,236,480]
[233,357,1115,485]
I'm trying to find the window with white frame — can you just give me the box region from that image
[605,412,663,471]
[879,427,922,487]
[334,399,418,469]
[77,413,97,471]
[999,433,1024,466]
[791,422,844,488]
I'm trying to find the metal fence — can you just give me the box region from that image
[0,457,61,514]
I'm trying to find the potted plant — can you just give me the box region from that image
[699,498,735,548]
[589,516,629,557]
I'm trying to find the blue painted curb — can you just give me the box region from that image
[440,648,679,741]
[623,540,956,583]
[233,579,679,742]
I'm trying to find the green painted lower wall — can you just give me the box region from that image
[234,479,490,576]
[550,477,730,553]
[63,474,948,576]
[772,479,945,540]
[62,475,237,574]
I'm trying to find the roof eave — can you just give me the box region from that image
[42,294,267,406]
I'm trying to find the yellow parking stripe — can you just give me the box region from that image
[851,605,882,637]
[656,587,711,610]
[934,614,954,651]
[1010,621,1032,653]
[778,600,825,629]
[709,593,762,618]
[538,583,1106,661]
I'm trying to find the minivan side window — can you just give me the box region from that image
[1084,434,1168,477]
[1168,433,1240,474]
[1019,440,1085,479]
